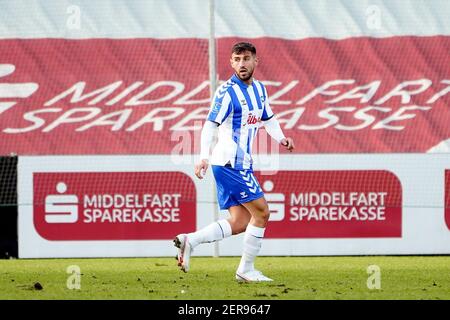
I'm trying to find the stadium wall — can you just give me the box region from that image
[18,154,450,257]
[0,1,448,257]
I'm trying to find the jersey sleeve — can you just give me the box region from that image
[260,84,274,121]
[207,86,232,125]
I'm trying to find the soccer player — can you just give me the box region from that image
[174,42,294,282]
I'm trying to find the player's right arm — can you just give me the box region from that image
[195,121,218,179]
[195,85,232,179]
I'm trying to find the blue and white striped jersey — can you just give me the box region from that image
[207,74,274,170]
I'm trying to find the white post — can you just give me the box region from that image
[208,0,219,258]
[209,0,217,99]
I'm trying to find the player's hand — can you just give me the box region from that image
[280,137,295,152]
[195,159,209,179]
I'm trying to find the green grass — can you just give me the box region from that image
[0,256,449,299]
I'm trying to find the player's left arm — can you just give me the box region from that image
[262,117,295,152]
[260,85,294,152]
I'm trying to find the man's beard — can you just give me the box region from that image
[237,69,253,82]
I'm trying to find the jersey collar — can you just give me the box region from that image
[231,73,252,88]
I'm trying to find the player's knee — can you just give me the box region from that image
[260,206,270,222]
[233,224,247,234]
[229,218,249,235]
[252,207,270,226]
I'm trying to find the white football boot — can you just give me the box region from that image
[235,269,273,282]
[173,234,192,273]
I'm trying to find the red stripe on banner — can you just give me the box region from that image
[446,170,450,231]
[0,37,449,155]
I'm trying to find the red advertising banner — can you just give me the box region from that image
[33,172,196,240]
[0,37,449,155]
[255,170,402,238]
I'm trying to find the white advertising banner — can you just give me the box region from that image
[18,154,450,258]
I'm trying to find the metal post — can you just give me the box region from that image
[208,0,219,258]
[209,0,217,99]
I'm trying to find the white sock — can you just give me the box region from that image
[237,224,265,274]
[187,219,232,248]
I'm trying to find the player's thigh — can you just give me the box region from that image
[241,196,269,217]
[228,205,251,225]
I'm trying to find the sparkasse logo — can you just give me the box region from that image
[45,182,78,223]
[255,170,402,238]
[33,172,196,240]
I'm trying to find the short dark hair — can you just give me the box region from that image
[231,42,256,55]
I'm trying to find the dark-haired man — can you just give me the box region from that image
[174,42,294,282]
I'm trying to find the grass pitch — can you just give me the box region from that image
[0,256,449,300]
